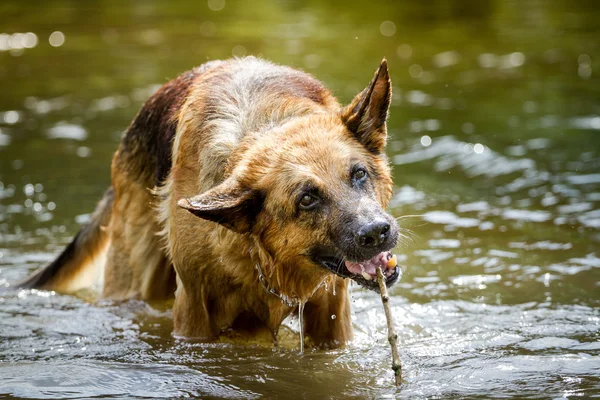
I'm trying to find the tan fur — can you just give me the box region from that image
[103,158,175,300]
[25,57,395,349]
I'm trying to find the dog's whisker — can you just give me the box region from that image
[394,214,424,221]
[397,228,419,245]
[394,215,431,229]
[334,251,346,275]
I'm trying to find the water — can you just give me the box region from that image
[1,0,599,398]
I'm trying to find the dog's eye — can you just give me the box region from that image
[353,168,368,182]
[299,194,318,210]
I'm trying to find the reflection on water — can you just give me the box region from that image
[1,0,599,398]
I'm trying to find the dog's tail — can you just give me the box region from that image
[17,187,114,292]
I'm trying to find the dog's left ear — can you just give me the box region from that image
[341,59,391,154]
[177,178,264,234]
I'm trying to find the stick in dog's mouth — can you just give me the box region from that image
[344,252,397,281]
[314,250,400,291]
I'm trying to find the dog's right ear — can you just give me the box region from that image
[177,178,264,234]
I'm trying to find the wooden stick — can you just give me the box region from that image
[376,266,403,386]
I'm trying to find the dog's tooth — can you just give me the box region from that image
[386,254,397,268]
[361,271,372,281]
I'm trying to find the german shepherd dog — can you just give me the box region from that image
[20,57,399,348]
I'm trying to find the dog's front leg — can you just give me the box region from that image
[172,284,217,340]
[303,277,353,349]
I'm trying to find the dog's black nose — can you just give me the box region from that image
[356,220,390,248]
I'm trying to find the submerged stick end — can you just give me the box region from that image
[376,266,403,387]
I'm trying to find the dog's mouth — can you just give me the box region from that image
[315,251,400,292]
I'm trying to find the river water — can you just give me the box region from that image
[0,1,599,398]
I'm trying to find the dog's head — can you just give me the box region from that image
[178,60,399,293]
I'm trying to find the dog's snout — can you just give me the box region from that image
[356,220,391,248]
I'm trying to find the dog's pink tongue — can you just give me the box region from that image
[345,251,395,281]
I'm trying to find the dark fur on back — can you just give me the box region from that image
[121,68,201,186]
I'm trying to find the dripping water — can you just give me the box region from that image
[298,301,305,354]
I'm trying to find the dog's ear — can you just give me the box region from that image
[341,59,391,154]
[177,178,264,234]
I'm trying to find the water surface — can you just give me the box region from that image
[1,1,599,398]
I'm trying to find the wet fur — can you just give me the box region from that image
[21,57,395,348]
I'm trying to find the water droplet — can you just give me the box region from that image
[0,34,9,51]
[380,21,396,37]
[9,33,24,49]
[49,31,65,47]
[232,45,246,57]
[397,44,412,60]
[523,101,537,113]
[578,64,592,80]
[200,21,216,37]
[424,119,440,131]
[473,143,485,154]
[433,50,460,68]
[410,120,423,132]
[22,32,38,48]
[3,110,20,124]
[207,0,225,11]
[24,183,34,197]
[478,53,497,68]
[76,146,91,158]
[409,64,423,79]
[578,54,591,65]
[509,52,525,67]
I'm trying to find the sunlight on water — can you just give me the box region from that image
[1,0,599,398]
